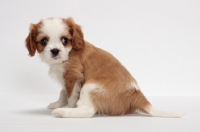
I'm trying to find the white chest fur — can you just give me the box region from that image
[49,64,65,86]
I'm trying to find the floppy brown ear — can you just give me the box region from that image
[25,24,37,56]
[66,18,85,50]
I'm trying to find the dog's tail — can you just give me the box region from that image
[133,90,182,118]
[143,104,183,118]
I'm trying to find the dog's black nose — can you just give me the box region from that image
[51,48,60,56]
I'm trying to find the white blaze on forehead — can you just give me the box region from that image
[39,18,69,40]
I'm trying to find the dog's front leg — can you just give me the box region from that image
[51,59,84,116]
[65,80,82,108]
[48,88,68,109]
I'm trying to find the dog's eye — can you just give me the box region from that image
[40,38,48,46]
[61,37,68,45]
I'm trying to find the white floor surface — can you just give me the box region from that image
[0,95,199,132]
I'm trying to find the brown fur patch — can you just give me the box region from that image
[63,50,84,97]
[25,22,42,56]
[62,18,86,97]
[91,88,150,115]
[65,18,85,50]
[62,40,150,115]
[80,43,150,115]
[35,33,49,53]
[60,33,73,48]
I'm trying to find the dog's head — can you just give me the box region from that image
[25,18,85,65]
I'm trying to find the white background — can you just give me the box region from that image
[0,0,200,96]
[0,0,200,132]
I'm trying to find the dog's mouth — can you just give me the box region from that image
[52,55,60,59]
[51,55,67,63]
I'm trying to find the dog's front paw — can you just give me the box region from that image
[48,102,65,109]
[51,108,66,118]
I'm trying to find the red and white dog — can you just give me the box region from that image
[25,18,182,118]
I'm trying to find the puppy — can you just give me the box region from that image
[25,18,182,118]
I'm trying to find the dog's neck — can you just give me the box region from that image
[48,63,66,85]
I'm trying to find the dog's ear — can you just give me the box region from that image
[25,24,37,56]
[66,18,85,50]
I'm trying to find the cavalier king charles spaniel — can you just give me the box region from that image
[25,18,182,118]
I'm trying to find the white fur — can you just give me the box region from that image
[51,83,98,118]
[66,81,81,108]
[49,63,65,84]
[146,105,183,118]
[48,63,68,109]
[39,18,72,65]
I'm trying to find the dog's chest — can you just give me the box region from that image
[49,64,65,86]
